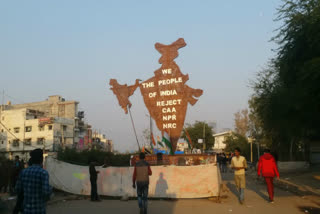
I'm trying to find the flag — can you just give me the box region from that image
[184,128,193,149]
[162,132,173,155]
[157,136,164,147]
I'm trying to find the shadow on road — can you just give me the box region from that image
[298,206,320,214]
[222,170,294,203]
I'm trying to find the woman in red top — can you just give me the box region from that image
[257,149,280,203]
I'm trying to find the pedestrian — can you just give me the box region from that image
[221,153,227,173]
[231,147,247,204]
[217,153,222,172]
[257,149,280,203]
[11,156,23,194]
[15,149,52,214]
[89,161,100,201]
[132,152,152,214]
[3,159,12,193]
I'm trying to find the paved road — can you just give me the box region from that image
[47,172,320,214]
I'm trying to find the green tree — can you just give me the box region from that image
[181,121,215,150]
[224,133,259,162]
[251,0,320,161]
[142,128,151,146]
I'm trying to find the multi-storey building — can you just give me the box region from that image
[92,132,113,152]
[212,131,232,153]
[0,108,74,159]
[0,95,100,160]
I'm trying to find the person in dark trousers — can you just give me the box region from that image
[221,153,227,173]
[217,153,223,172]
[257,149,280,203]
[16,149,52,214]
[89,162,100,201]
[11,156,23,194]
[132,152,152,214]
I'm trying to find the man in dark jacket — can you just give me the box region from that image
[132,153,152,214]
[16,149,52,214]
[11,156,23,194]
[257,149,280,203]
[89,162,100,201]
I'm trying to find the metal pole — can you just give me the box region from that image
[250,141,253,162]
[203,122,206,153]
[128,105,141,151]
[23,117,25,160]
[257,141,260,160]
[150,115,152,149]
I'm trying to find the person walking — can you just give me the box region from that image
[217,153,222,172]
[257,149,280,203]
[89,161,100,202]
[132,152,152,214]
[231,147,247,204]
[221,153,227,173]
[11,156,23,194]
[15,149,52,214]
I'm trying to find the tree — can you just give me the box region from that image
[142,128,151,147]
[251,0,320,160]
[224,133,259,162]
[234,109,249,136]
[181,121,215,150]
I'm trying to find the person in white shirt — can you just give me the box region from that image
[231,147,247,204]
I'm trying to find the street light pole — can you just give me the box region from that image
[203,122,206,153]
[248,137,253,163]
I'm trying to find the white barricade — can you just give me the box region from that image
[45,157,221,198]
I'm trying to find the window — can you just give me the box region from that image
[12,139,19,147]
[24,138,32,146]
[1,129,3,132]
[25,126,32,132]
[62,125,67,132]
[39,126,45,131]
[37,138,45,145]
[14,127,20,133]
[1,141,3,144]
[48,125,53,130]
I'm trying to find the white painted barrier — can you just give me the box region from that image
[45,157,221,198]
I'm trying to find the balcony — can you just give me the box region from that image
[12,141,20,147]
[55,130,73,138]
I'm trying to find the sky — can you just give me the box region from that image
[0,0,282,152]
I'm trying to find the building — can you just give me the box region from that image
[176,142,189,152]
[0,108,75,160]
[91,132,113,152]
[0,95,112,159]
[212,131,232,153]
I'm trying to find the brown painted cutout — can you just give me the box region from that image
[109,38,203,152]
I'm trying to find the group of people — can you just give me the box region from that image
[91,148,280,213]
[7,147,279,214]
[217,153,229,173]
[89,152,152,214]
[5,149,52,214]
[230,147,280,204]
[0,156,25,194]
